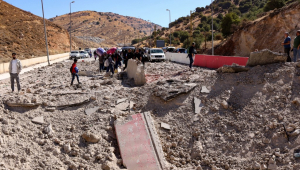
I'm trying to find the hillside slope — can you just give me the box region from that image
[0,0,71,63]
[50,11,162,47]
[214,2,300,57]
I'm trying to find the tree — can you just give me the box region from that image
[221,12,240,36]
[264,0,285,12]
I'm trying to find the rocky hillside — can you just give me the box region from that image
[0,0,72,63]
[214,2,300,57]
[50,11,162,47]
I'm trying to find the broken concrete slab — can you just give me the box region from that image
[246,49,287,67]
[115,102,129,111]
[217,64,250,73]
[160,122,171,130]
[84,107,100,116]
[6,102,42,107]
[134,65,146,86]
[32,116,44,125]
[154,80,197,101]
[114,113,166,170]
[116,98,128,105]
[78,71,93,77]
[126,59,138,79]
[45,107,55,112]
[201,86,210,94]
[194,97,204,114]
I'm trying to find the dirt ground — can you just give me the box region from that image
[1,59,300,170]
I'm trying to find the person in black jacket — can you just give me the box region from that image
[134,49,141,61]
[187,42,196,69]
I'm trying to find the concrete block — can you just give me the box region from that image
[247,49,286,67]
[126,59,138,79]
[32,116,44,125]
[114,113,166,170]
[194,97,204,114]
[134,65,146,86]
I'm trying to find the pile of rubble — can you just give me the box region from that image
[0,55,300,169]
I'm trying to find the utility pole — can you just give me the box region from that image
[166,9,171,46]
[69,1,75,52]
[41,0,50,66]
[154,25,157,48]
[211,0,214,55]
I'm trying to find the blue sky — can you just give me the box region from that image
[4,0,212,27]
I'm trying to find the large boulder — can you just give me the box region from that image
[246,49,287,67]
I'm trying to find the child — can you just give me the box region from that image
[70,59,80,85]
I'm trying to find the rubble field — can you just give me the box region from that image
[1,59,300,170]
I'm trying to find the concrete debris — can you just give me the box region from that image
[81,131,101,143]
[194,97,204,114]
[153,80,197,101]
[78,71,93,77]
[134,65,146,86]
[115,102,129,111]
[84,107,100,116]
[160,122,171,130]
[32,116,44,125]
[247,49,287,67]
[201,86,210,94]
[116,98,128,105]
[217,64,250,73]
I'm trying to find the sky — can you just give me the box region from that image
[4,0,212,27]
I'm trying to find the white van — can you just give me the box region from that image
[147,48,166,62]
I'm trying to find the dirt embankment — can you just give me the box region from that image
[215,2,300,57]
[0,1,71,63]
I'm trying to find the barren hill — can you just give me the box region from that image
[0,0,71,63]
[50,11,162,47]
[214,2,300,57]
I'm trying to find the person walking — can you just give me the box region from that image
[70,59,80,85]
[293,30,300,62]
[282,32,291,62]
[134,49,141,61]
[114,53,122,71]
[187,42,196,69]
[9,53,22,93]
[106,54,114,76]
[123,50,128,70]
[99,52,106,72]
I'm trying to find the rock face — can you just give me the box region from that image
[246,49,286,67]
[214,2,300,57]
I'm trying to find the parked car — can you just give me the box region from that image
[147,48,166,62]
[84,48,91,53]
[162,47,176,53]
[69,51,80,59]
[176,48,187,53]
[79,50,89,58]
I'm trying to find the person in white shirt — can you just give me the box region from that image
[8,53,22,92]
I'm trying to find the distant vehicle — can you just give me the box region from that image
[122,46,136,51]
[176,48,187,53]
[162,47,176,53]
[117,47,122,53]
[79,50,89,58]
[84,48,91,53]
[69,51,80,59]
[147,48,166,62]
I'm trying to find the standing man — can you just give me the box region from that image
[187,42,196,69]
[293,30,300,62]
[282,32,291,62]
[9,53,22,93]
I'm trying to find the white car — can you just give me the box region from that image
[147,48,166,62]
[79,51,89,58]
[69,51,80,59]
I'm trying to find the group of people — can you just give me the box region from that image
[282,30,300,62]
[7,30,300,92]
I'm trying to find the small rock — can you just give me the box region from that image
[82,132,101,143]
[63,143,71,153]
[160,122,171,130]
[221,100,229,109]
[43,124,53,134]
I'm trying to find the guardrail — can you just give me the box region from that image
[0,53,69,74]
[165,52,248,69]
